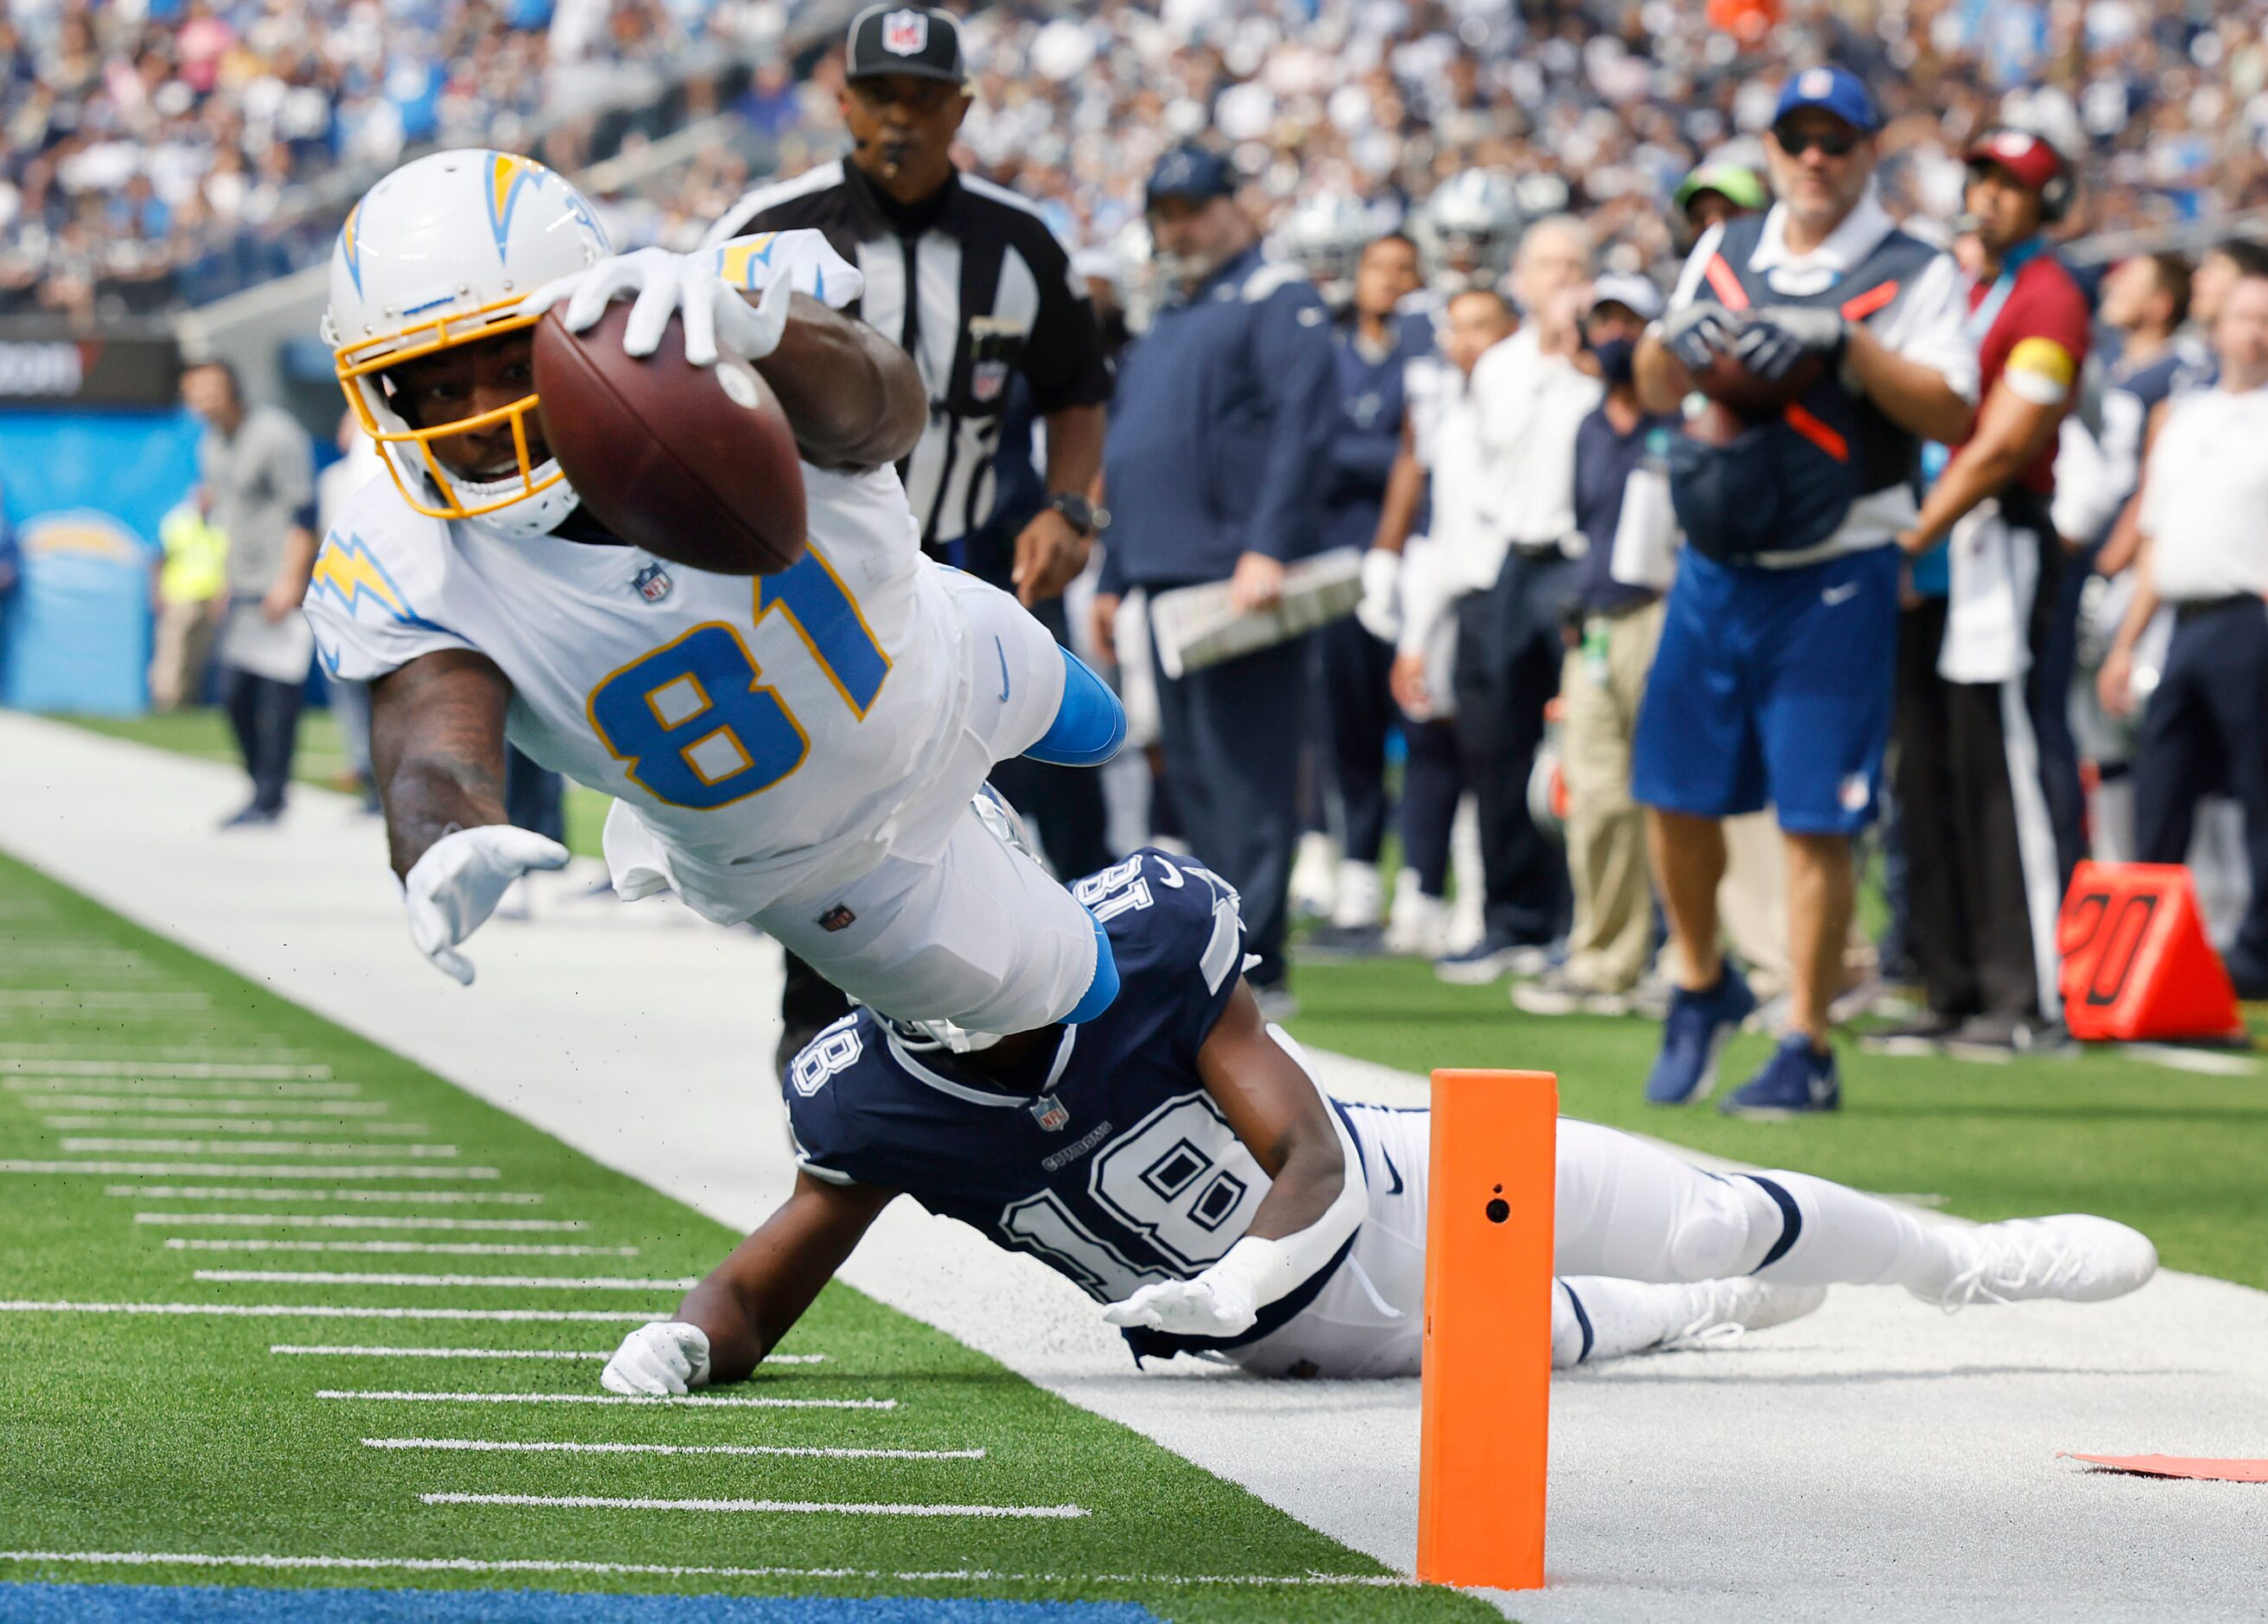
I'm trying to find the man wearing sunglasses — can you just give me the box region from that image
[1630,66,1978,1116]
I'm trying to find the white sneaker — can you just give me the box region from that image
[1331,860,1384,930]
[1288,832,1338,921]
[1918,1215,2159,1311]
[1664,1279,1829,1348]
[1383,878,1450,957]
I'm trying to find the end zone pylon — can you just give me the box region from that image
[1416,1068,1556,1589]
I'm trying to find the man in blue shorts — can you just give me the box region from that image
[1629,67,1978,1115]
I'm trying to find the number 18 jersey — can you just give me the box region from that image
[305,462,979,921]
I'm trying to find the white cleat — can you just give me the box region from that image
[1383,875,1451,958]
[1919,1214,2159,1311]
[1664,1278,1829,1349]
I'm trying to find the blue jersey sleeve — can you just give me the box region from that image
[1072,848,1250,1058]
[779,1015,886,1188]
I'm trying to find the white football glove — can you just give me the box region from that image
[1355,546,1404,643]
[400,825,571,987]
[520,247,795,368]
[1100,1268,1259,1339]
[602,1320,714,1397]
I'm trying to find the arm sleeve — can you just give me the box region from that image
[1016,232,1114,416]
[1240,284,1339,563]
[1881,253,1980,405]
[1998,275,2090,407]
[301,524,476,682]
[710,229,864,310]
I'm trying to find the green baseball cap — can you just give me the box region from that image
[1675,163,1769,218]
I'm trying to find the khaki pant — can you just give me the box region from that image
[1560,600,1664,992]
[149,598,219,713]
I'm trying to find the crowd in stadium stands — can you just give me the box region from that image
[11,1,2268,317]
[0,0,790,317]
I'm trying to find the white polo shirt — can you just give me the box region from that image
[1430,326,1603,599]
[1669,187,1978,566]
[2139,380,2268,602]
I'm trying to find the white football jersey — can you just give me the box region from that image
[305,464,983,921]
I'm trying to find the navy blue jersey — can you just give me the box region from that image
[1321,312,1435,555]
[785,849,1351,1356]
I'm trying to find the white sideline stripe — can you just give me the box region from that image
[170,1240,638,1257]
[138,1214,582,1231]
[279,1346,823,1363]
[2,1161,497,1180]
[422,1492,1073,1519]
[110,1186,540,1204]
[197,1269,691,1288]
[0,990,208,1008]
[0,1550,1405,1587]
[2,1063,334,1080]
[44,1116,427,1135]
[6,1079,351,1102]
[318,1390,891,1410]
[2121,1043,2259,1077]
[366,1435,939,1457]
[60,1139,456,1158]
[25,1094,384,1113]
[0,1301,663,1322]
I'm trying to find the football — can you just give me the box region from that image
[532,300,807,575]
[1682,342,1829,444]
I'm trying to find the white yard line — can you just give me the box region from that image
[1,1160,497,1180]
[22,1094,384,1113]
[0,1301,663,1322]
[0,1550,1403,1587]
[2119,1043,2258,1077]
[278,1346,821,1363]
[0,1056,328,1072]
[171,1240,637,1257]
[139,1213,582,1231]
[317,1390,891,1410]
[43,1116,429,1135]
[0,990,210,1009]
[56,1137,452,1157]
[365,1436,941,1457]
[195,1269,691,1289]
[420,1492,1080,1519]
[112,1186,541,1204]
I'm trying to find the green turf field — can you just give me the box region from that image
[0,852,1485,1621]
[1285,954,2268,1293]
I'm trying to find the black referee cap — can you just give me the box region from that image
[846,4,968,86]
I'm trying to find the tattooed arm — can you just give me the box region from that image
[368,649,513,880]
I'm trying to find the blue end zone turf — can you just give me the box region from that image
[0,1583,1165,1623]
[1063,911,1121,1025]
[1023,649,1126,769]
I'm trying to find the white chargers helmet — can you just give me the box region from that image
[1417,169,1522,291]
[321,149,612,538]
[1276,189,1378,307]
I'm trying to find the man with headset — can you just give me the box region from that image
[1878,129,2090,1052]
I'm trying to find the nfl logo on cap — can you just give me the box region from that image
[882,8,927,54]
[1799,67,1836,99]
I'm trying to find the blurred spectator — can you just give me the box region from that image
[1514,274,1678,1017]
[2098,246,2268,996]
[1428,215,1600,985]
[314,411,383,809]
[183,359,316,828]
[148,487,227,712]
[1884,131,2091,1052]
[1631,67,1976,1115]
[1091,144,1336,1014]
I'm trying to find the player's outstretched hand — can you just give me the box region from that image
[1737,305,1850,380]
[1101,1271,1259,1339]
[602,1321,714,1397]
[401,825,571,987]
[1661,302,1742,373]
[520,248,794,368]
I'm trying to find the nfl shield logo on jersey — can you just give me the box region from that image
[881,9,927,54]
[631,563,672,603]
[1029,1093,1070,1133]
[971,360,1008,403]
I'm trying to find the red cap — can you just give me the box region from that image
[1964,127,2067,192]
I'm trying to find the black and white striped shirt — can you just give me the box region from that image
[704,158,1112,549]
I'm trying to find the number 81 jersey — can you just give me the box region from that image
[306,462,970,919]
[784,850,1351,1350]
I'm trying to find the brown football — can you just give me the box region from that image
[532,301,806,576]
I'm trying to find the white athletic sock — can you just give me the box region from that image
[1733,1170,1955,1291]
[1554,1276,1704,1367]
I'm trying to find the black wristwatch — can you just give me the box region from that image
[1045,492,1107,535]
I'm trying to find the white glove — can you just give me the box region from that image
[401,825,571,987]
[520,247,794,368]
[1100,1268,1259,1339]
[1355,547,1404,643]
[602,1320,713,1397]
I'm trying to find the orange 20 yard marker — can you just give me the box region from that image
[1416,1069,1558,1590]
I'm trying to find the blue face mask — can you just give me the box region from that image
[1590,336,1637,385]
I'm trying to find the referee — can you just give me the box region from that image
[703,4,1116,1070]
